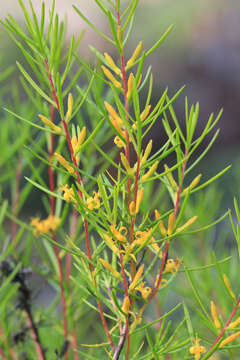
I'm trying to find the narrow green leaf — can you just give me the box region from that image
[16,62,55,105]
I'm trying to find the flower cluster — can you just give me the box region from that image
[31,215,60,236]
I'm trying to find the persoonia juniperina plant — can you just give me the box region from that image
[1,0,240,359]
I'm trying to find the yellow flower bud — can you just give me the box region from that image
[155,210,167,236]
[141,161,159,182]
[211,301,221,329]
[140,105,151,121]
[126,72,134,100]
[104,101,123,127]
[129,201,136,215]
[104,52,121,76]
[182,174,202,195]
[219,331,240,348]
[101,65,122,89]
[39,114,63,135]
[136,187,144,214]
[66,93,73,121]
[122,296,131,314]
[99,258,121,279]
[120,152,134,176]
[167,212,175,235]
[176,216,198,233]
[164,164,178,190]
[228,317,240,329]
[126,41,143,69]
[55,153,75,175]
[129,264,144,291]
[117,25,123,48]
[223,274,236,301]
[74,127,86,154]
[140,140,152,166]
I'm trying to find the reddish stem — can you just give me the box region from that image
[130,156,140,244]
[48,102,69,359]
[44,59,113,349]
[97,299,115,350]
[149,241,170,303]
[206,295,240,354]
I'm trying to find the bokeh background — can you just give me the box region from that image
[0,2,239,356]
[1,0,240,208]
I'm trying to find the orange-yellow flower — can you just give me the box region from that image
[87,192,101,210]
[189,337,206,360]
[60,184,76,202]
[31,215,60,236]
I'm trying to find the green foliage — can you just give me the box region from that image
[0,1,239,359]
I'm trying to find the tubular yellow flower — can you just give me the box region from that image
[120,152,134,176]
[104,52,121,76]
[66,93,73,121]
[223,274,236,301]
[101,65,122,89]
[140,104,151,121]
[38,114,63,135]
[117,25,123,48]
[182,174,202,196]
[211,301,221,329]
[126,41,143,69]
[126,72,134,100]
[129,201,136,216]
[55,153,75,175]
[71,135,80,163]
[136,187,144,214]
[219,331,240,348]
[99,258,121,279]
[129,264,144,291]
[141,161,159,182]
[155,209,167,236]
[140,140,152,166]
[189,337,206,360]
[228,317,240,329]
[164,164,178,190]
[110,116,122,135]
[104,101,123,127]
[167,212,175,235]
[176,216,198,233]
[74,127,86,153]
[122,296,131,314]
